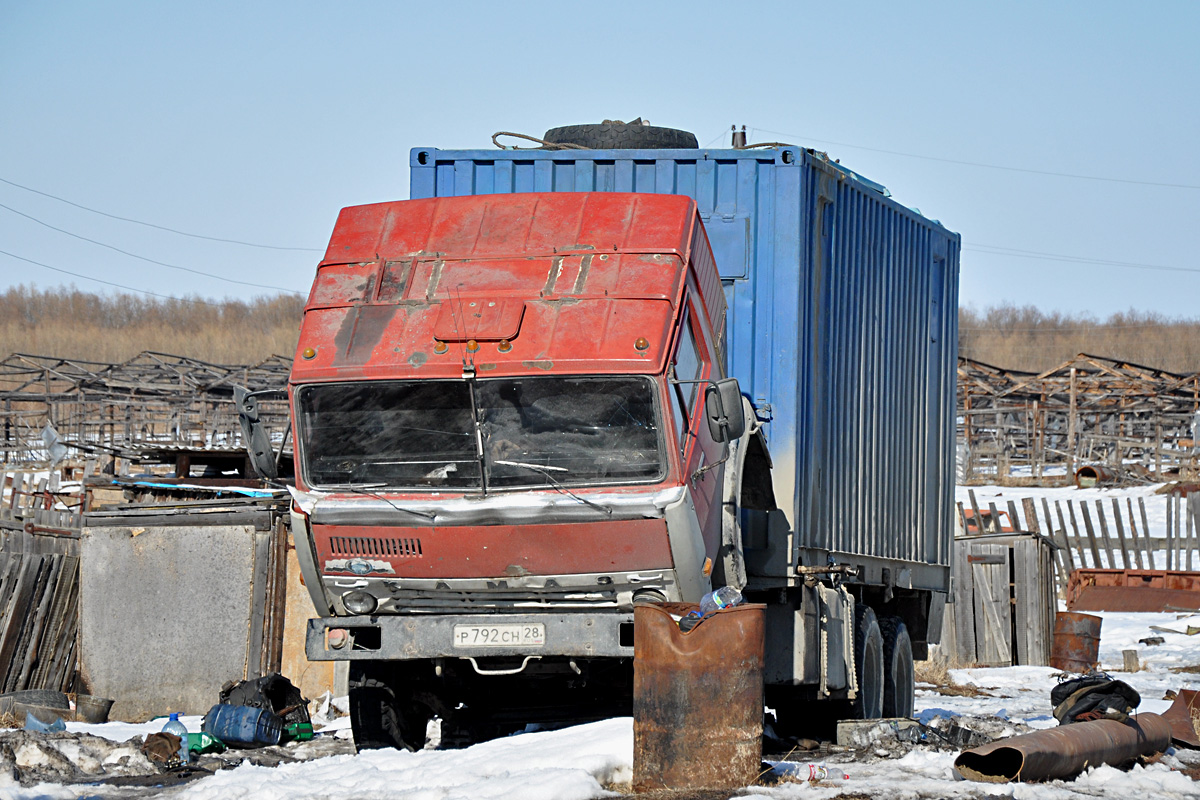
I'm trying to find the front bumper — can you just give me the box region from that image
[306,612,635,661]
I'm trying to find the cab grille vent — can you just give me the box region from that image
[329,536,422,558]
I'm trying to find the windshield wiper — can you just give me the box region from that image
[493,460,612,516]
[321,483,437,521]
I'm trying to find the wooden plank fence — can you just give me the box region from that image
[958,488,1200,594]
[0,466,85,693]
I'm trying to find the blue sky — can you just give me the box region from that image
[1,1,1197,318]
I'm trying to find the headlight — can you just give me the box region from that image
[342,590,378,615]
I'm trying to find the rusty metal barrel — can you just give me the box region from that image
[632,602,764,792]
[1050,611,1102,672]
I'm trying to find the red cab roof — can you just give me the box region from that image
[291,193,704,383]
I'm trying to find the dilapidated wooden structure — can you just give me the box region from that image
[958,354,1200,484]
[0,351,291,468]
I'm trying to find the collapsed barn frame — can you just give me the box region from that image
[0,351,290,471]
[1,350,1198,486]
[959,353,1200,484]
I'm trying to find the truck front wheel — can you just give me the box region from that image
[349,663,426,752]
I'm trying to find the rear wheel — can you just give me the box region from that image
[880,616,915,719]
[348,663,427,752]
[852,605,884,720]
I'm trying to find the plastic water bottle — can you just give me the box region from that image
[161,712,190,765]
[699,586,743,616]
[806,764,849,781]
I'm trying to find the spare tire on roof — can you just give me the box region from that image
[542,119,698,149]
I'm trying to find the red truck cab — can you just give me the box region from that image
[288,192,744,749]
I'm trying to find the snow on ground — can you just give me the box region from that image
[7,484,1200,799]
[15,610,1198,800]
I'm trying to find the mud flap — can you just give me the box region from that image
[818,585,856,699]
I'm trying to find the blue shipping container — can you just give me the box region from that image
[409,145,959,588]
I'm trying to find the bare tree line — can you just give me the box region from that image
[959,305,1200,374]
[0,285,305,364]
[2,288,1197,373]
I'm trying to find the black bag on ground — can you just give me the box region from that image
[1051,672,1140,725]
[218,673,311,728]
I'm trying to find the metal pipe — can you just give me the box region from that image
[954,713,1171,783]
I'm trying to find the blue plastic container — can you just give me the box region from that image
[202,704,283,746]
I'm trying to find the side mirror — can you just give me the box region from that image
[234,385,279,480]
[704,378,745,443]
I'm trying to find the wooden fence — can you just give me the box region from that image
[958,488,1200,593]
[0,466,85,693]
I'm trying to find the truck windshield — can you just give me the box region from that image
[296,377,663,490]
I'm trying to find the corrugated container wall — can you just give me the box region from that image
[409,146,960,573]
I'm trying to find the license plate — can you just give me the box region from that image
[453,623,545,648]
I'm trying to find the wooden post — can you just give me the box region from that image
[1155,417,1163,478]
[1166,494,1175,571]
[1075,501,1103,569]
[1187,491,1196,572]
[1139,497,1154,570]
[1111,498,1136,570]
[1123,650,1140,672]
[1126,497,1145,570]
[1049,497,1076,575]
[1068,366,1078,473]
[1094,500,1124,570]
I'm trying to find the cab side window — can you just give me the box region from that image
[670,305,705,456]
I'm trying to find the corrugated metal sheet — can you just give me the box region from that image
[409,146,959,572]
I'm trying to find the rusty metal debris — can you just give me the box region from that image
[1067,568,1200,612]
[1161,688,1200,748]
[632,602,764,792]
[1049,612,1102,672]
[953,713,1172,783]
[1075,465,1118,489]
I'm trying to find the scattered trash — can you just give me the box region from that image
[204,704,284,747]
[23,711,66,733]
[677,587,744,632]
[838,716,992,752]
[1051,672,1140,724]
[188,731,227,755]
[218,673,311,741]
[141,731,185,766]
[161,712,191,764]
[75,694,115,724]
[954,713,1172,783]
[805,763,849,781]
[285,721,315,742]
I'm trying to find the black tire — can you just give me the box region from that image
[348,665,419,753]
[0,690,70,709]
[542,120,698,150]
[851,605,884,720]
[880,616,915,719]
